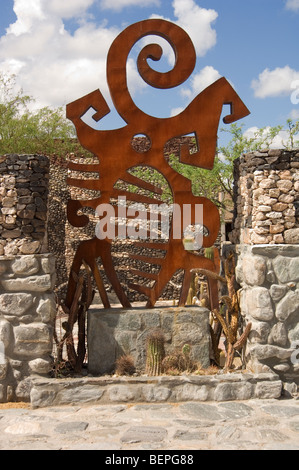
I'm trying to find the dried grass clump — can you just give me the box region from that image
[195,364,220,375]
[115,354,136,376]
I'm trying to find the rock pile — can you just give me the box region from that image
[0,154,49,256]
[232,149,299,245]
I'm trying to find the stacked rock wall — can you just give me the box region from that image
[0,154,49,255]
[231,149,299,245]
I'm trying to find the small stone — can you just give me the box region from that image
[242,255,266,286]
[259,179,276,189]
[258,205,272,212]
[272,202,288,212]
[255,212,267,221]
[121,426,167,443]
[240,287,274,321]
[0,319,13,348]
[36,296,56,323]
[269,188,281,198]
[277,180,293,193]
[251,232,270,244]
[11,255,39,275]
[54,422,89,434]
[284,228,299,244]
[278,194,294,203]
[1,275,52,292]
[250,344,292,360]
[279,170,292,180]
[1,207,17,215]
[1,229,21,239]
[2,196,16,207]
[214,382,252,401]
[14,323,52,357]
[270,284,288,302]
[268,322,288,347]
[270,224,284,234]
[41,256,56,274]
[28,357,53,374]
[273,234,284,244]
[4,422,42,435]
[0,293,33,316]
[283,208,295,217]
[254,381,282,399]
[268,149,282,157]
[248,321,270,343]
[273,363,290,372]
[266,211,283,219]
[19,240,40,254]
[174,429,208,440]
[276,290,299,321]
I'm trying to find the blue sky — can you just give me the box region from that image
[0,0,298,148]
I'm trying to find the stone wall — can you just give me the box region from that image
[230,149,299,387]
[0,154,49,255]
[235,245,299,385]
[88,306,211,375]
[231,149,299,245]
[0,254,56,402]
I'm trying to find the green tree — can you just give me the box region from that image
[0,73,82,156]
[167,120,298,214]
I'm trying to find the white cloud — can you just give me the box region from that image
[0,0,119,110]
[0,0,219,122]
[172,0,218,57]
[243,126,295,149]
[100,0,161,11]
[181,65,221,99]
[47,0,95,19]
[150,0,217,58]
[170,106,184,117]
[285,0,299,11]
[289,109,299,120]
[251,66,299,98]
[7,0,45,36]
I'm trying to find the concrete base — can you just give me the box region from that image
[87,306,211,375]
[29,373,283,408]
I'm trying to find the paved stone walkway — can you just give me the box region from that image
[0,398,299,450]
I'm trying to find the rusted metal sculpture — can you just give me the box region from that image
[64,19,250,310]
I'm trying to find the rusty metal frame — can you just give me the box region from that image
[64,18,250,309]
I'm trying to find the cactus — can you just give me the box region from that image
[186,273,199,305]
[162,344,196,375]
[193,251,251,371]
[145,330,165,376]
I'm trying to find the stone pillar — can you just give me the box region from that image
[0,154,56,402]
[231,149,299,386]
[0,254,56,402]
